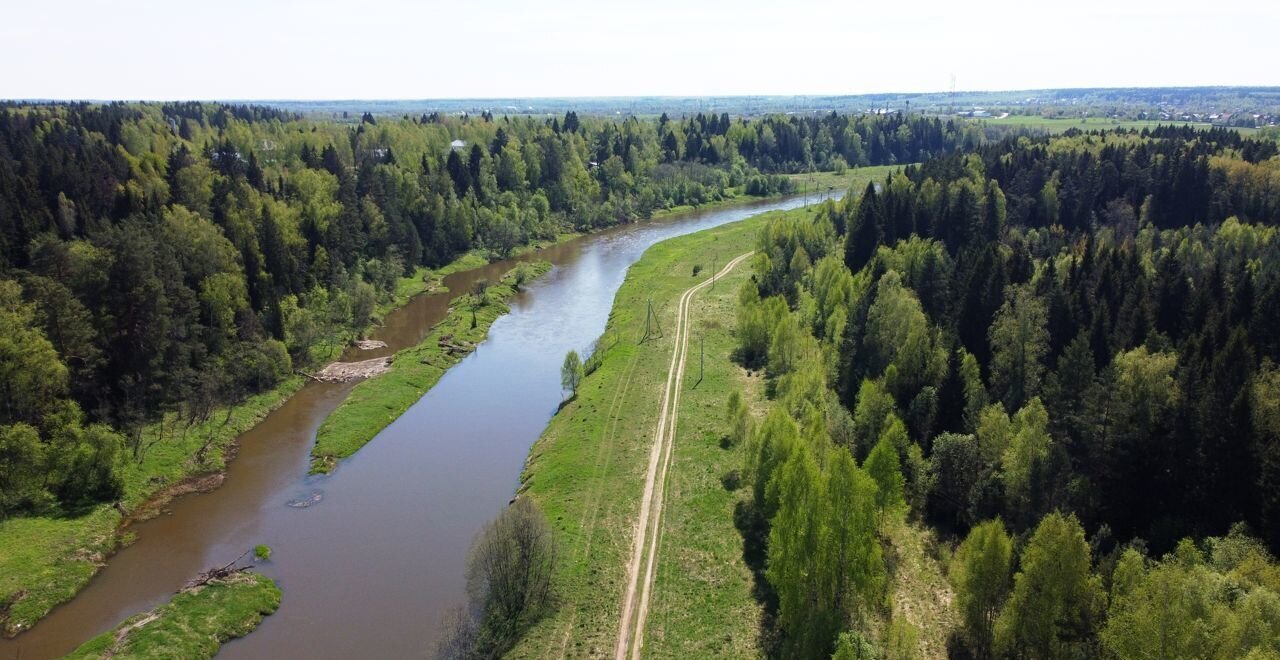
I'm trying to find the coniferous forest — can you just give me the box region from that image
[736,125,1280,657]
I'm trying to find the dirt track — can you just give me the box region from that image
[613,251,754,660]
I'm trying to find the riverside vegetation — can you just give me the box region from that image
[0,101,959,635]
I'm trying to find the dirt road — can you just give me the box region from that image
[613,251,754,660]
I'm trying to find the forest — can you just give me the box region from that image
[733,125,1280,658]
[0,102,974,520]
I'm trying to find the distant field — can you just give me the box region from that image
[982,115,1261,134]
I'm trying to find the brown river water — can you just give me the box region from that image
[0,192,838,659]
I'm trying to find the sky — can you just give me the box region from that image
[3,0,1277,100]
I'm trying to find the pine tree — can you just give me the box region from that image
[844,182,884,274]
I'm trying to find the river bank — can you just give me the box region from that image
[510,211,779,657]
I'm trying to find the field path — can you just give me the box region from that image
[613,251,754,660]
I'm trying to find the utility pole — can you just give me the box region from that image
[694,334,704,388]
[641,297,651,343]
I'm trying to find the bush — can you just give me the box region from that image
[441,496,556,658]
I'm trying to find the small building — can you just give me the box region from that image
[450,139,466,151]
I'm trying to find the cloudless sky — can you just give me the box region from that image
[3,0,1277,100]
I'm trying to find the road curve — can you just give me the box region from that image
[614,251,755,660]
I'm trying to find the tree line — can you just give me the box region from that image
[733,125,1280,657]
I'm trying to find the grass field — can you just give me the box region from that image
[310,262,551,473]
[65,572,280,660]
[510,210,795,658]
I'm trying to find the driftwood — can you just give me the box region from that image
[182,549,254,591]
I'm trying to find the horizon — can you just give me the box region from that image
[8,84,1280,106]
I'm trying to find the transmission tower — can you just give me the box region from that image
[639,298,664,344]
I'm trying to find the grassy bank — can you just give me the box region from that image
[0,380,302,637]
[510,211,784,658]
[310,261,552,473]
[65,572,281,660]
[387,232,581,305]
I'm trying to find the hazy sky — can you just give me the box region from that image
[3,0,1277,100]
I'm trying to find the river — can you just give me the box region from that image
[0,192,838,659]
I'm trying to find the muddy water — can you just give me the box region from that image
[0,193,838,659]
